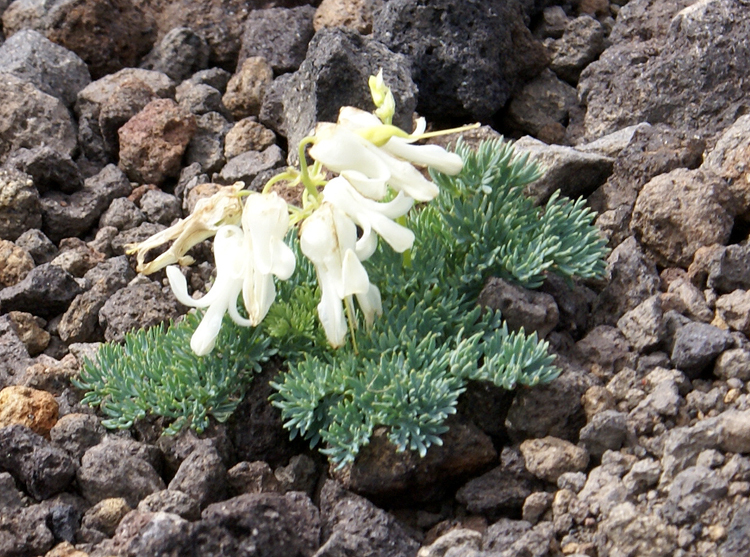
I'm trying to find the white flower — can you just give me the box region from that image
[166,192,295,356]
[322,176,414,260]
[309,107,464,202]
[241,191,296,325]
[167,225,249,356]
[299,203,382,348]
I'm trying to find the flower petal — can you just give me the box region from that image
[356,282,382,329]
[384,138,464,175]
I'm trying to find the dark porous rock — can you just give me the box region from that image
[478,277,559,339]
[591,237,661,327]
[483,518,532,552]
[77,438,166,507]
[455,447,539,518]
[201,491,321,557]
[227,461,281,495]
[334,416,496,501]
[138,189,182,226]
[660,417,722,483]
[671,322,733,378]
[0,169,40,242]
[118,98,197,185]
[51,237,105,278]
[110,221,166,256]
[75,68,174,165]
[485,520,556,557]
[4,146,84,195]
[616,295,666,353]
[49,412,105,461]
[663,465,728,525]
[579,0,750,143]
[505,367,594,442]
[374,0,548,123]
[282,27,416,164]
[318,479,418,557]
[513,136,614,204]
[275,454,318,496]
[189,67,232,93]
[549,15,606,84]
[137,489,201,521]
[186,111,231,173]
[0,425,76,500]
[0,504,55,557]
[156,423,234,476]
[0,74,77,164]
[98,197,145,231]
[702,243,750,294]
[48,502,79,543]
[98,277,183,343]
[0,315,32,386]
[589,123,704,247]
[579,410,631,459]
[217,144,285,187]
[168,445,228,510]
[14,229,58,265]
[0,263,81,318]
[721,501,750,557]
[41,163,132,243]
[140,26,210,82]
[505,68,578,141]
[58,255,135,344]
[0,28,90,107]
[43,0,156,80]
[176,81,224,115]
[631,168,734,268]
[0,471,25,509]
[260,72,294,136]
[238,6,316,74]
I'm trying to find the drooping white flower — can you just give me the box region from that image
[299,203,381,348]
[241,191,296,325]
[322,176,414,260]
[167,225,249,356]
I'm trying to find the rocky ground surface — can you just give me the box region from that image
[1,0,750,556]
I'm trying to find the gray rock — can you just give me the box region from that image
[137,489,201,521]
[282,27,416,164]
[374,0,547,122]
[506,68,578,141]
[0,425,76,500]
[0,504,55,557]
[202,491,321,557]
[539,274,596,341]
[537,5,569,39]
[714,348,750,381]
[275,454,318,496]
[41,163,132,243]
[671,322,733,378]
[591,237,661,327]
[139,189,182,226]
[0,262,81,318]
[579,0,750,143]
[108,510,191,556]
[456,448,539,517]
[721,501,750,557]
[0,29,90,107]
[98,277,183,343]
[660,417,722,484]
[506,368,594,442]
[622,458,661,495]
[227,461,281,495]
[168,445,228,509]
[110,221,166,256]
[705,243,750,294]
[14,229,58,265]
[188,67,231,92]
[703,114,750,214]
[577,466,627,518]
[98,197,145,231]
[478,277,559,339]
[719,409,750,454]
[259,73,294,136]
[216,144,285,188]
[0,73,76,163]
[579,410,630,458]
[519,436,589,483]
[616,295,666,352]
[663,465,728,524]
[0,168,40,241]
[522,492,554,524]
[48,503,78,543]
[4,146,83,195]
[574,325,635,380]
[0,472,25,510]
[238,6,316,74]
[557,471,587,493]
[318,480,418,557]
[141,26,210,82]
[513,136,614,204]
[176,81,224,115]
[716,289,750,336]
[77,438,166,506]
[75,68,174,164]
[549,15,606,84]
[576,123,653,159]
[49,412,105,462]
[596,502,676,557]
[0,315,32,386]
[186,111,231,174]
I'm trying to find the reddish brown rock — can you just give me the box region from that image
[314,0,377,33]
[0,385,59,436]
[223,118,276,159]
[118,99,197,186]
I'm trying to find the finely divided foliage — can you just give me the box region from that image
[76,138,608,467]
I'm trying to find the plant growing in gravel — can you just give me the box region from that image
[76,72,608,466]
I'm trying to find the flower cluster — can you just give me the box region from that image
[129,72,466,354]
